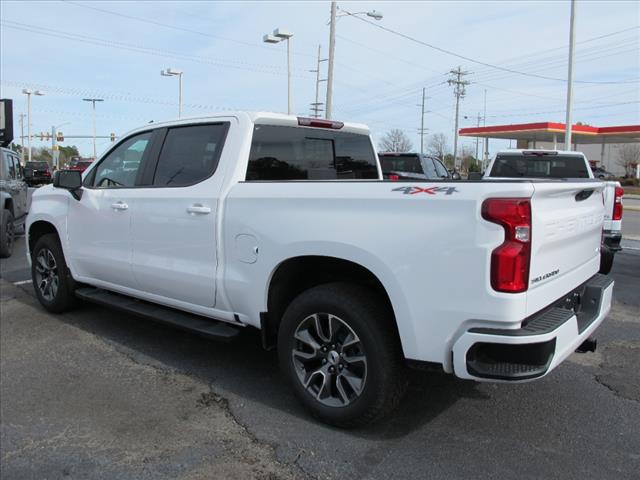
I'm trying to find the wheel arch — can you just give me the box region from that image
[262,254,411,355]
[28,220,61,258]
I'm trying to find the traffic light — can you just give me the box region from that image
[56,132,64,142]
[110,132,116,142]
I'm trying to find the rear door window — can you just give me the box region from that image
[491,154,590,178]
[421,156,438,179]
[433,158,450,178]
[152,123,229,187]
[247,125,378,180]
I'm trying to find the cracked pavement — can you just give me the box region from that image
[1,239,639,479]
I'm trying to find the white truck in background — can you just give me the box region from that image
[482,149,624,274]
[26,114,613,427]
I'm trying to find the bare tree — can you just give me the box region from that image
[379,129,413,152]
[428,133,449,160]
[616,143,640,176]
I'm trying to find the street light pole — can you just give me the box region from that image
[83,98,104,160]
[264,28,294,115]
[326,1,337,119]
[22,89,44,163]
[161,68,184,118]
[564,0,577,151]
[325,4,383,119]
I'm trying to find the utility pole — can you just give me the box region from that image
[447,66,471,169]
[309,45,327,118]
[417,88,430,154]
[564,0,577,150]
[483,89,488,167]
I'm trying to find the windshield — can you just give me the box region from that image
[490,154,590,178]
[379,155,423,174]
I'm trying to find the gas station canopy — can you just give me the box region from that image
[459,122,640,145]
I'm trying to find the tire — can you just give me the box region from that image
[0,209,14,258]
[599,250,614,275]
[278,282,407,428]
[31,233,78,313]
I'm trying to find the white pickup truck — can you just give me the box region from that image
[482,149,624,274]
[26,113,613,427]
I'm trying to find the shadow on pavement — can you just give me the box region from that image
[14,284,488,440]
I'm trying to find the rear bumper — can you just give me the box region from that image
[452,274,613,382]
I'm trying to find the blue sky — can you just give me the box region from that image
[1,0,639,157]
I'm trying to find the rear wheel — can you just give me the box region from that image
[278,282,407,428]
[31,233,77,313]
[0,209,14,258]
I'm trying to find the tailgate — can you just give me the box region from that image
[527,181,605,315]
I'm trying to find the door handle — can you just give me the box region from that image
[111,201,128,211]
[187,204,211,215]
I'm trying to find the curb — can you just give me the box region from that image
[625,205,640,212]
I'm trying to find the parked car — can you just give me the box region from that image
[482,149,623,274]
[378,152,456,180]
[591,166,615,179]
[24,161,52,186]
[27,113,612,427]
[1,147,29,257]
[68,159,93,173]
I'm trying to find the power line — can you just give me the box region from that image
[1,20,312,78]
[62,0,316,58]
[345,13,640,85]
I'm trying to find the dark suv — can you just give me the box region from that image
[378,152,456,180]
[1,147,29,257]
[24,161,52,186]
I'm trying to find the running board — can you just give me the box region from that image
[75,287,240,342]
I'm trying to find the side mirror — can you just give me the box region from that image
[53,170,83,200]
[468,172,483,180]
[451,171,462,180]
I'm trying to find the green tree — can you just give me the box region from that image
[32,147,52,163]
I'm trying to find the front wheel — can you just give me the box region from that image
[31,233,77,313]
[278,282,407,428]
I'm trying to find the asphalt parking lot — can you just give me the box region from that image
[1,237,639,480]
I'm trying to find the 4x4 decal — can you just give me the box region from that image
[392,186,459,195]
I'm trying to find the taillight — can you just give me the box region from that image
[388,174,399,181]
[613,186,624,221]
[482,198,531,293]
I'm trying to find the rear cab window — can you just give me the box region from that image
[246,125,378,181]
[379,154,423,175]
[490,153,590,178]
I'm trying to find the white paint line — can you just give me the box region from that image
[12,280,32,285]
